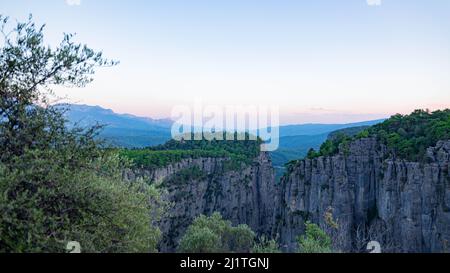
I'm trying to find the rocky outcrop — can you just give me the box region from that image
[125,153,276,252]
[124,139,450,253]
[274,138,450,253]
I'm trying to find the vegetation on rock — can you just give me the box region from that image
[297,221,333,253]
[120,133,262,170]
[366,109,450,161]
[302,109,450,162]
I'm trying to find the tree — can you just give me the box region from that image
[306,109,450,161]
[306,148,319,159]
[177,226,221,253]
[0,15,163,253]
[229,224,257,253]
[178,213,256,253]
[297,221,332,253]
[0,14,117,160]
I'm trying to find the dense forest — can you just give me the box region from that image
[120,133,262,170]
[304,109,450,162]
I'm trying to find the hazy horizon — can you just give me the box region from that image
[2,0,449,124]
[64,102,390,127]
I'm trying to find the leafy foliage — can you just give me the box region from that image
[327,126,370,142]
[120,133,262,170]
[297,221,332,253]
[0,15,116,160]
[0,15,163,253]
[302,132,352,160]
[178,213,256,253]
[367,109,450,161]
[0,151,163,253]
[305,109,450,161]
[120,149,228,169]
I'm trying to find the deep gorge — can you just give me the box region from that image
[124,138,450,253]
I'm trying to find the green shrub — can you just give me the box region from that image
[297,221,332,253]
[177,226,221,253]
[229,224,257,253]
[0,15,164,253]
[178,213,256,253]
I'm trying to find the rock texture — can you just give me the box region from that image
[124,139,450,253]
[274,138,450,253]
[125,153,276,252]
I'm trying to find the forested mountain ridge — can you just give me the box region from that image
[276,109,450,252]
[61,104,385,167]
[277,138,450,252]
[272,119,385,137]
[121,109,450,253]
[60,104,173,148]
[304,109,450,162]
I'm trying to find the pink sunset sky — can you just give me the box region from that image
[3,0,449,125]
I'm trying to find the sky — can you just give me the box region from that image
[1,0,450,124]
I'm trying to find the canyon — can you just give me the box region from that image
[124,138,450,253]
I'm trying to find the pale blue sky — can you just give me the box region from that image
[1,0,449,124]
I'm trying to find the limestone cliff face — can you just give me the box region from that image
[124,153,276,252]
[274,138,450,253]
[124,139,450,253]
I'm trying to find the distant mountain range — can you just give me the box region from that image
[61,104,385,169]
[270,120,384,176]
[60,104,173,148]
[274,120,385,137]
